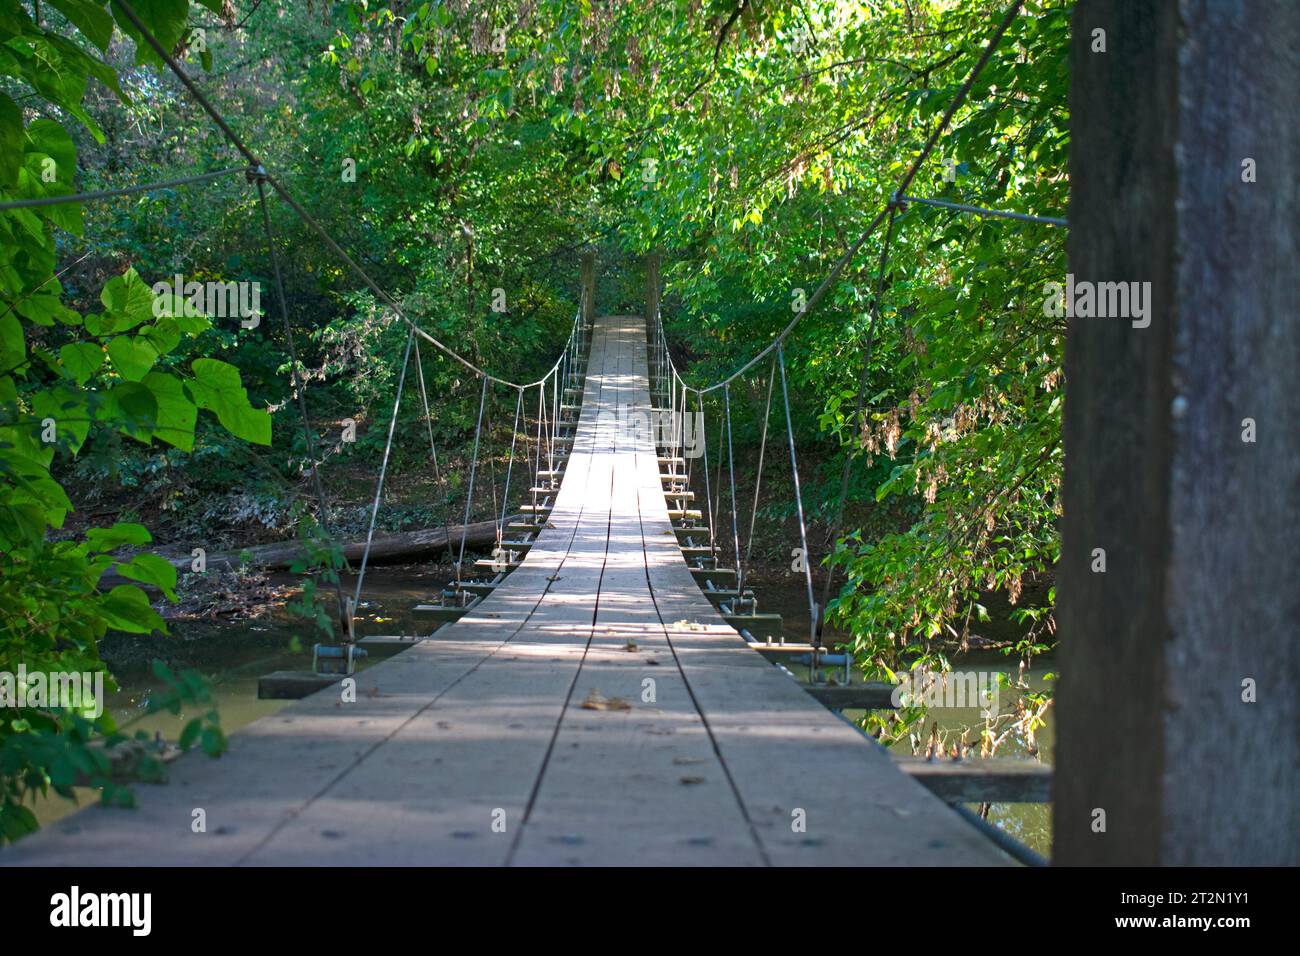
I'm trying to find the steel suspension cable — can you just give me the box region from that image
[456,376,490,581]
[540,374,555,481]
[0,166,245,211]
[711,409,726,560]
[498,388,525,538]
[483,385,501,543]
[351,322,418,612]
[722,385,742,583]
[552,373,560,453]
[253,179,348,633]
[519,385,537,514]
[681,377,690,453]
[697,389,716,557]
[533,381,547,498]
[737,356,777,610]
[893,193,1067,228]
[413,339,460,568]
[777,343,818,648]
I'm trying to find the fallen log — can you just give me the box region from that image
[105,517,519,583]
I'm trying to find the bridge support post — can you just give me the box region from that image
[1055,1,1299,864]
[580,251,596,326]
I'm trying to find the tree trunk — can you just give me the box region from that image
[108,517,516,583]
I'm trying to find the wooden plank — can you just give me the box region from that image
[722,612,783,638]
[895,757,1052,804]
[413,605,473,622]
[358,634,426,648]
[803,683,896,710]
[257,671,340,699]
[510,317,762,865]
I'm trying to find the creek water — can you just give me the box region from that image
[30,566,446,829]
[757,573,1055,859]
[31,564,1055,860]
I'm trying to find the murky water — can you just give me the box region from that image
[30,562,1055,860]
[30,565,452,828]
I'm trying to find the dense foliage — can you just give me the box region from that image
[0,0,251,842]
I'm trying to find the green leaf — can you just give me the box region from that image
[173,311,212,335]
[98,584,164,634]
[0,313,24,372]
[100,381,158,442]
[188,358,271,445]
[200,725,226,755]
[110,0,190,68]
[16,290,80,326]
[23,118,77,172]
[59,341,104,385]
[0,92,22,188]
[95,268,157,334]
[142,371,197,451]
[33,386,90,454]
[47,0,116,50]
[151,659,175,682]
[141,317,181,355]
[106,334,159,381]
[114,552,178,601]
[85,522,151,552]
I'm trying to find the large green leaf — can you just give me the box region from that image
[59,341,104,385]
[0,92,21,188]
[0,313,23,373]
[94,268,157,334]
[16,289,80,326]
[114,552,178,601]
[140,316,181,355]
[85,522,152,553]
[33,386,90,454]
[19,121,80,234]
[110,0,190,68]
[98,584,164,634]
[100,380,158,442]
[188,358,272,445]
[106,334,159,382]
[47,0,116,51]
[143,370,197,451]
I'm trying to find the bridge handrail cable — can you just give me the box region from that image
[112,0,574,394]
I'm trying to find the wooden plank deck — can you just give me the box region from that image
[0,315,1008,866]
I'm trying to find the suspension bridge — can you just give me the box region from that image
[2,304,1014,866]
[1,0,1295,870]
[0,0,1059,867]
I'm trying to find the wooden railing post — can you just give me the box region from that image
[1055,0,1299,865]
[580,252,596,326]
